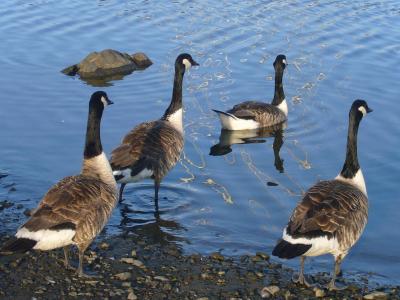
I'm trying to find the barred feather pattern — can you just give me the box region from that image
[287,180,368,253]
[227,101,286,127]
[23,175,117,247]
[110,120,184,182]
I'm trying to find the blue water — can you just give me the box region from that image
[0,0,399,285]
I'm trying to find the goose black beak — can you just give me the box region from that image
[367,107,373,113]
[192,60,200,66]
[107,99,114,105]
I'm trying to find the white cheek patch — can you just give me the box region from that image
[282,59,287,65]
[358,106,367,116]
[182,58,191,71]
[101,96,108,106]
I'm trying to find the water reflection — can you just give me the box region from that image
[118,202,187,245]
[210,123,286,172]
[79,72,133,87]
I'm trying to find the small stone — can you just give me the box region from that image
[114,272,131,281]
[210,252,224,261]
[363,291,388,300]
[122,282,131,288]
[127,291,137,300]
[99,242,109,250]
[69,291,78,297]
[196,298,209,300]
[131,250,137,257]
[314,287,325,298]
[120,257,135,264]
[154,276,169,282]
[256,252,270,260]
[261,286,280,298]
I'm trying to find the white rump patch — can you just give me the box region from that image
[182,58,192,71]
[277,99,288,117]
[335,168,367,196]
[101,96,108,107]
[283,227,340,257]
[214,111,260,130]
[113,168,153,183]
[358,106,367,116]
[167,108,183,134]
[16,227,75,251]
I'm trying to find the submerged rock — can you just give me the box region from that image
[61,49,152,80]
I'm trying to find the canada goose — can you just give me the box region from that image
[272,100,372,290]
[213,54,288,130]
[2,91,117,276]
[209,125,285,172]
[111,53,199,205]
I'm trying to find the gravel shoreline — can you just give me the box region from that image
[0,231,398,300]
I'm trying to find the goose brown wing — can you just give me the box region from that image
[287,180,367,238]
[110,120,183,178]
[228,101,285,125]
[24,175,116,239]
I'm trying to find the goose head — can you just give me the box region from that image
[273,54,287,71]
[351,99,373,121]
[176,53,199,71]
[89,91,113,111]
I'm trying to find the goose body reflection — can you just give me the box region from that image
[210,123,286,173]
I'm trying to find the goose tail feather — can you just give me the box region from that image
[272,239,311,259]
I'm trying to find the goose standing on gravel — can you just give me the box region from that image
[3,91,117,276]
[213,54,288,130]
[110,53,199,206]
[272,100,372,290]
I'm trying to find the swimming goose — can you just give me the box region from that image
[3,91,117,276]
[272,100,372,290]
[110,53,199,205]
[213,54,288,130]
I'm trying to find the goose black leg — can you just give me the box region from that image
[154,179,160,212]
[118,183,126,202]
[292,256,314,287]
[76,243,92,277]
[63,246,74,270]
[327,256,347,291]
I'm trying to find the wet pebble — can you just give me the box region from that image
[363,291,388,300]
[261,285,280,298]
[313,287,325,298]
[114,272,131,281]
[210,252,224,261]
[99,242,110,250]
[127,290,138,300]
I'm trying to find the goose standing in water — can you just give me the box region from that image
[213,54,288,130]
[272,100,372,290]
[3,91,117,276]
[111,53,199,206]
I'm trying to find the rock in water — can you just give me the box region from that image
[61,49,152,79]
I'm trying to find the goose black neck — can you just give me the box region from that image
[271,69,285,106]
[340,111,361,178]
[84,104,103,159]
[163,65,184,119]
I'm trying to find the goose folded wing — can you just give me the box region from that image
[230,109,257,120]
[24,176,109,232]
[287,181,364,237]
